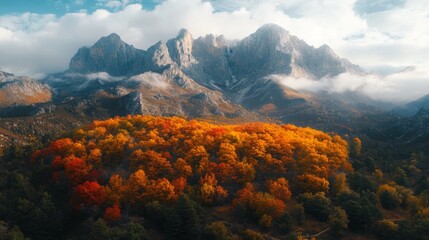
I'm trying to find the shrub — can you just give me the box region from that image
[297,192,331,221]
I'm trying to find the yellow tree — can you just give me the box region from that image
[267,178,292,202]
[199,174,228,205]
[127,169,148,203]
[144,178,177,203]
[174,158,193,178]
[105,174,126,204]
[297,174,329,193]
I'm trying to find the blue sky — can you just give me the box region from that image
[1,0,406,15]
[0,0,87,15]
[0,0,428,102]
[0,0,161,15]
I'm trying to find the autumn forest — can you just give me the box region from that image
[0,115,427,239]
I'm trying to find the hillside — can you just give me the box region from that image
[32,115,351,202]
[1,116,428,240]
[0,71,52,108]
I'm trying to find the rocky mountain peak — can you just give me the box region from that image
[69,33,146,76]
[250,24,291,46]
[167,29,196,68]
[318,44,334,54]
[98,33,122,44]
[90,33,128,52]
[177,29,193,41]
[255,23,289,35]
[228,24,365,81]
[227,24,295,80]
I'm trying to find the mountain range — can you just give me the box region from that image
[1,23,429,149]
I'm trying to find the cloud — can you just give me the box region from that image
[272,64,429,103]
[52,72,122,91]
[86,72,123,81]
[0,27,13,41]
[63,72,123,81]
[130,72,169,89]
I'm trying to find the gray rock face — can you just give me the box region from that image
[145,41,174,72]
[228,24,294,80]
[188,34,232,90]
[121,91,144,115]
[228,24,363,81]
[166,29,196,68]
[69,33,146,76]
[297,44,363,79]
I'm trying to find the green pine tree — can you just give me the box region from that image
[174,194,201,239]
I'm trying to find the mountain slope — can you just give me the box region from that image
[0,71,52,108]
[402,94,429,116]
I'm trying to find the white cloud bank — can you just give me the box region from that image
[0,0,428,101]
[273,64,429,103]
